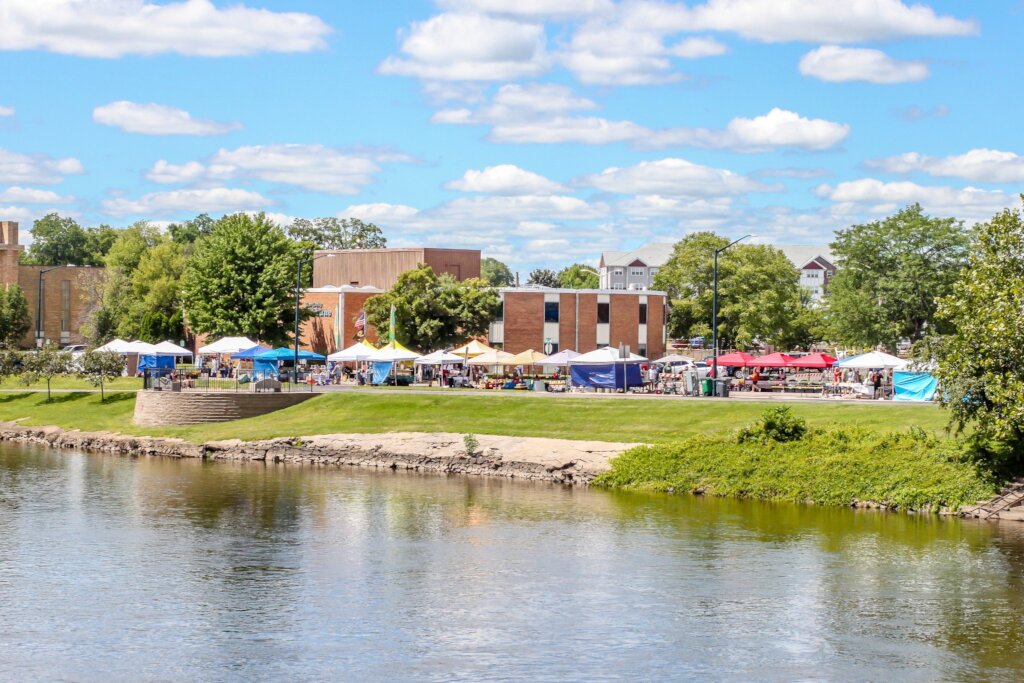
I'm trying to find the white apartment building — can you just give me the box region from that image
[599,242,836,301]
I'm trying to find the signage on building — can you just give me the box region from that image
[308,302,333,318]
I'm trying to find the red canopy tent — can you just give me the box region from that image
[751,352,796,368]
[789,353,837,369]
[714,352,756,367]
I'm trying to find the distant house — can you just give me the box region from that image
[600,241,836,301]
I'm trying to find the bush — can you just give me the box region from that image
[737,406,807,444]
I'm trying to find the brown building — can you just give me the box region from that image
[300,285,384,355]
[312,247,481,289]
[0,221,104,348]
[491,287,667,359]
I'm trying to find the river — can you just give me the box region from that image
[1,443,1023,682]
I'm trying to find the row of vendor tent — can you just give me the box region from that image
[94,338,193,372]
[711,350,912,370]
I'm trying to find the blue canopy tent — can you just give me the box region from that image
[136,354,175,372]
[253,347,326,379]
[893,371,938,402]
[230,344,271,360]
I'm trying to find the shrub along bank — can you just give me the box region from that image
[594,407,998,511]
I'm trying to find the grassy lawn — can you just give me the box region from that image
[0,390,948,443]
[2,376,143,391]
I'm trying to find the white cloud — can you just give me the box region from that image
[445,164,565,194]
[896,104,949,121]
[798,46,929,84]
[440,194,607,221]
[0,106,14,117]
[101,188,273,217]
[864,149,1024,183]
[93,101,241,136]
[0,148,84,185]
[754,167,832,179]
[647,108,851,152]
[686,0,977,43]
[378,13,548,81]
[491,116,650,145]
[0,187,74,204]
[816,178,1015,221]
[580,158,779,197]
[437,0,613,16]
[146,145,410,195]
[616,195,734,219]
[0,0,331,58]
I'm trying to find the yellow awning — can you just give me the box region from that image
[451,339,494,358]
[503,349,548,366]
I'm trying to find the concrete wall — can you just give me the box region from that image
[133,391,315,426]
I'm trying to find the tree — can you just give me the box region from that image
[21,344,71,401]
[481,257,515,287]
[526,268,559,288]
[182,213,302,345]
[364,264,500,351]
[168,213,215,245]
[653,232,808,349]
[0,284,31,347]
[825,204,970,349]
[933,201,1024,459]
[22,213,116,266]
[130,240,187,342]
[558,263,599,289]
[78,349,125,401]
[287,217,386,250]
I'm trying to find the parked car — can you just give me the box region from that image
[664,359,712,379]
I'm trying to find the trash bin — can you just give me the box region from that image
[701,378,713,396]
[715,378,730,398]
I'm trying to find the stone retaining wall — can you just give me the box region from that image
[133,390,315,426]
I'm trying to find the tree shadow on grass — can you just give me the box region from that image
[100,392,135,405]
[38,392,90,405]
[0,392,34,403]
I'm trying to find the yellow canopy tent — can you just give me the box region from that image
[467,349,514,366]
[502,349,547,366]
[451,339,494,358]
[371,339,421,362]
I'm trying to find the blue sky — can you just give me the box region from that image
[1,0,1021,272]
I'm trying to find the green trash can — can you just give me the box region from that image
[701,378,713,396]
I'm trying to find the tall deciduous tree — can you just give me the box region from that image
[653,232,809,350]
[481,257,515,287]
[182,213,301,345]
[526,268,559,288]
[22,214,117,266]
[364,264,500,352]
[78,350,125,401]
[168,213,215,245]
[933,201,1024,458]
[287,217,386,250]
[825,204,969,349]
[0,284,31,347]
[557,264,599,289]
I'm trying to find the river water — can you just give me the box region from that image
[2,444,1023,682]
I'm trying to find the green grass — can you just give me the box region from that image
[593,428,998,511]
[2,376,143,391]
[0,389,946,443]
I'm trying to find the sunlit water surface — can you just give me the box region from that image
[1,444,1023,682]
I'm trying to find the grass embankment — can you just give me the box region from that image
[594,410,998,510]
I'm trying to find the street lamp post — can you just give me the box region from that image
[36,265,69,348]
[711,235,751,393]
[293,253,335,383]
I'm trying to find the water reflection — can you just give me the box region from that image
[1,443,1024,681]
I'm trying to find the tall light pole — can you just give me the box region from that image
[711,235,751,391]
[294,252,334,382]
[36,265,71,348]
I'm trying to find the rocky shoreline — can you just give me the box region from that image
[0,423,635,486]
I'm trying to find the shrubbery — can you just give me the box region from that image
[737,406,807,444]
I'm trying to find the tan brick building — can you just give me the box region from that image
[299,285,383,355]
[312,248,480,289]
[0,221,104,348]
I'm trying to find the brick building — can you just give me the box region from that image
[0,221,104,348]
[312,247,480,289]
[300,285,383,355]
[490,287,667,358]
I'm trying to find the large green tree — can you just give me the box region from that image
[481,257,515,287]
[0,284,31,347]
[167,213,215,245]
[364,264,500,351]
[182,213,302,345]
[825,204,970,349]
[653,232,809,350]
[526,268,559,288]
[22,213,116,266]
[287,217,386,250]
[558,263,599,289]
[933,201,1024,457]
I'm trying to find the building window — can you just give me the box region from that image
[639,303,647,324]
[638,343,647,357]
[597,302,610,324]
[60,280,71,331]
[544,301,559,323]
[611,283,625,290]
[548,342,559,354]
[612,268,624,276]
[649,268,659,276]
[629,268,645,276]
[496,300,504,322]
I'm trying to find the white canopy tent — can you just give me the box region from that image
[654,353,695,365]
[95,338,132,353]
[538,349,580,366]
[569,346,648,365]
[124,340,159,354]
[153,340,193,357]
[328,341,380,362]
[834,351,908,370]
[415,350,467,365]
[197,336,256,355]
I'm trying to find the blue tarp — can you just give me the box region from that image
[253,358,278,378]
[137,354,175,372]
[231,344,271,360]
[894,371,938,402]
[253,347,326,361]
[570,363,644,389]
[371,361,394,385]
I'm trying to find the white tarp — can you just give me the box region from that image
[198,336,256,355]
[834,351,908,370]
[570,346,648,365]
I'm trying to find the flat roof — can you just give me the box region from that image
[499,286,668,296]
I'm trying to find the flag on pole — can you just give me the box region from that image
[354,311,365,330]
[389,304,396,343]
